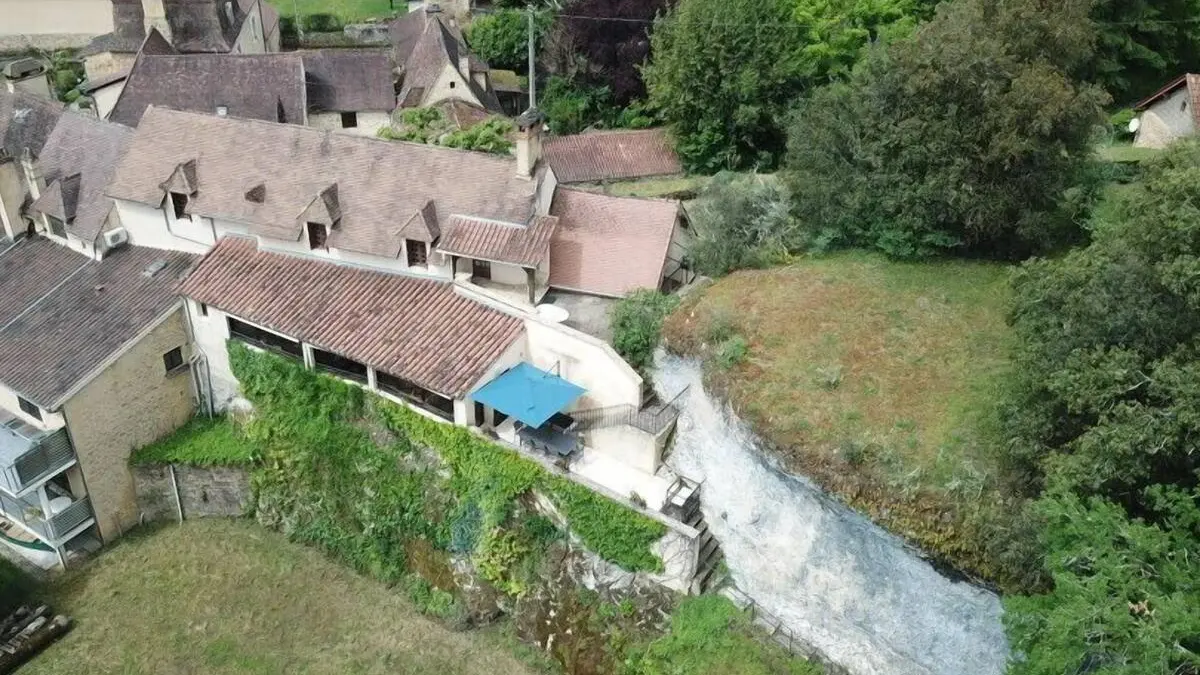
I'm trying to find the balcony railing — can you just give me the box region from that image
[0,491,93,544]
[0,425,75,495]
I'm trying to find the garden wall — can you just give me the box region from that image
[133,465,252,523]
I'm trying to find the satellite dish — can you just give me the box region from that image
[1128,117,1141,133]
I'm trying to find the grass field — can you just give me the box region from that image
[27,520,542,675]
[663,253,1019,583]
[266,0,398,22]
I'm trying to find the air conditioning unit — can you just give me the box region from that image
[102,227,129,249]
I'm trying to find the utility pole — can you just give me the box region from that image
[526,4,536,110]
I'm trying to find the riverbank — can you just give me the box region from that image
[661,253,1036,590]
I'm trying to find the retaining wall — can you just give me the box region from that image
[133,464,251,522]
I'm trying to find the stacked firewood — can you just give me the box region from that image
[0,605,71,673]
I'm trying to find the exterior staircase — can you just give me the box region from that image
[662,476,726,594]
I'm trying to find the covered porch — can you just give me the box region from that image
[473,362,679,512]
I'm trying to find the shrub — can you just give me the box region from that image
[688,173,796,276]
[610,290,680,373]
[301,13,342,33]
[1108,107,1136,140]
[714,335,749,369]
[441,117,514,155]
[625,595,822,674]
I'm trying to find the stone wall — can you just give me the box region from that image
[133,464,252,522]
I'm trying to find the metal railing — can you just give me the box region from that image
[47,497,92,540]
[0,491,92,544]
[571,386,689,436]
[2,429,75,493]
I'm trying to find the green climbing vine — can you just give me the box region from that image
[229,343,666,585]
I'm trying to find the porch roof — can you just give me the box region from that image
[472,362,585,428]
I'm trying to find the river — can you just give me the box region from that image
[655,352,1009,675]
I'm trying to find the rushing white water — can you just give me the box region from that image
[655,352,1009,675]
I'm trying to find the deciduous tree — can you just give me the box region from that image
[784,0,1107,258]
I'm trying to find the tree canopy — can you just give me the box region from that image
[1089,0,1200,104]
[783,0,1107,259]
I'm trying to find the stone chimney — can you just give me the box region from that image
[142,0,171,42]
[515,109,543,179]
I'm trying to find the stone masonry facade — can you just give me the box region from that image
[61,309,195,541]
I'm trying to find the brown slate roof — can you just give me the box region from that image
[1135,73,1200,127]
[179,237,524,397]
[0,89,63,160]
[438,214,558,267]
[107,52,306,127]
[0,238,195,408]
[84,0,262,55]
[543,128,682,184]
[30,112,133,242]
[548,188,679,298]
[108,107,541,258]
[299,49,396,113]
[392,8,501,113]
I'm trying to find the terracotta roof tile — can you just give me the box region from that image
[438,214,557,267]
[544,128,681,183]
[0,238,195,407]
[107,107,541,258]
[179,237,524,397]
[548,188,679,298]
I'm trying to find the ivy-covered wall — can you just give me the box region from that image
[228,342,668,588]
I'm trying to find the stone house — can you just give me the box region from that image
[391,4,504,114]
[0,90,62,245]
[101,105,697,545]
[0,237,195,570]
[79,0,281,84]
[1133,73,1200,149]
[99,31,395,136]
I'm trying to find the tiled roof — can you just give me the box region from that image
[392,8,501,113]
[0,89,63,159]
[543,128,681,183]
[30,112,133,243]
[438,214,557,267]
[83,0,260,56]
[548,188,679,298]
[299,49,395,113]
[107,52,306,127]
[0,238,194,408]
[1135,73,1200,127]
[108,107,541,258]
[179,237,524,397]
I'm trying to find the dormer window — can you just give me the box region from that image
[46,215,66,239]
[170,192,189,220]
[407,240,427,266]
[307,222,327,249]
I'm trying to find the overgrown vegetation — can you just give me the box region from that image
[130,415,259,466]
[624,595,822,675]
[378,107,513,155]
[687,173,795,276]
[230,342,666,581]
[610,290,680,373]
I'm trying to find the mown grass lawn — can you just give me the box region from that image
[26,520,542,675]
[663,253,1019,584]
[266,0,398,22]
